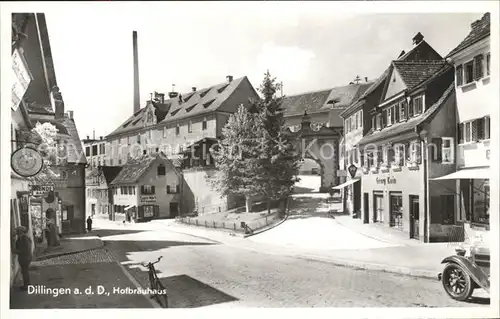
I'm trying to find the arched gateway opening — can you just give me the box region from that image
[286,112,343,193]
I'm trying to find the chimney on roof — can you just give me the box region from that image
[412,32,424,46]
[68,110,74,119]
[168,84,178,99]
[226,75,233,83]
[178,94,183,103]
[192,87,196,92]
[87,135,90,140]
[364,77,368,82]
[100,136,103,140]
[133,31,140,115]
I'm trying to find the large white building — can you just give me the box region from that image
[433,13,492,243]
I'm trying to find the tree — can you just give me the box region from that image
[32,121,60,178]
[252,71,301,215]
[210,105,263,213]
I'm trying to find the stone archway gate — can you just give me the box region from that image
[285,112,343,192]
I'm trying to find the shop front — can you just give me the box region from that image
[362,163,425,240]
[432,167,490,245]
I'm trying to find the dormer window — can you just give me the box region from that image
[217,84,229,94]
[399,102,405,122]
[203,99,215,108]
[186,104,196,112]
[200,89,210,98]
[464,60,474,84]
[376,114,382,130]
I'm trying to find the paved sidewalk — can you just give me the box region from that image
[35,233,103,261]
[333,215,427,247]
[10,248,154,309]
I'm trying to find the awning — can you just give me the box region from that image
[332,178,360,189]
[124,205,135,211]
[430,167,490,180]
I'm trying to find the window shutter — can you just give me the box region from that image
[167,185,171,193]
[476,118,485,140]
[391,106,395,124]
[471,120,478,141]
[458,123,464,144]
[151,186,156,194]
[154,205,159,218]
[141,186,145,194]
[382,111,386,127]
[416,143,422,164]
[176,185,180,193]
[138,206,144,219]
[474,55,484,80]
[395,105,400,122]
[455,65,463,86]
[405,142,411,162]
[431,138,442,162]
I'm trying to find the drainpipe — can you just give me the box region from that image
[416,126,430,243]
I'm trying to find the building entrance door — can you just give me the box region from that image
[353,181,361,218]
[91,204,95,216]
[410,195,419,239]
[169,202,179,218]
[363,193,369,224]
[373,193,384,223]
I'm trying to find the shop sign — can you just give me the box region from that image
[376,177,396,185]
[12,48,32,111]
[140,195,156,202]
[29,185,54,196]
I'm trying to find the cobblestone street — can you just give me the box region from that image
[10,248,153,309]
[96,227,490,308]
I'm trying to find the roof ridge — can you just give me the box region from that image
[162,76,246,103]
[284,83,370,99]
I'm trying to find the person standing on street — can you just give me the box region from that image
[13,226,33,291]
[86,216,93,232]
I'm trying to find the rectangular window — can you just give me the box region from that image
[202,118,207,130]
[486,53,490,76]
[394,105,399,123]
[188,121,192,133]
[408,100,414,117]
[387,107,392,126]
[376,114,382,130]
[413,96,423,115]
[395,144,405,166]
[345,119,349,133]
[465,122,471,142]
[92,145,98,156]
[85,146,90,157]
[455,65,463,86]
[137,135,141,144]
[442,137,454,164]
[157,165,166,176]
[141,185,155,195]
[464,60,474,84]
[399,102,405,121]
[176,125,180,135]
[410,142,421,163]
[474,55,484,81]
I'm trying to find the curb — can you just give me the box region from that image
[293,253,438,280]
[110,248,160,309]
[243,214,288,238]
[35,239,104,261]
[333,218,405,246]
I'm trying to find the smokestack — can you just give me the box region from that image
[133,31,140,114]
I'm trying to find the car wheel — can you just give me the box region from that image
[441,263,474,301]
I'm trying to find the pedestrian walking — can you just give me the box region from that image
[13,226,33,291]
[86,216,93,232]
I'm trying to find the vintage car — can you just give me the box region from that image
[438,240,490,301]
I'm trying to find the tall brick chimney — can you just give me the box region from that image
[133,31,140,114]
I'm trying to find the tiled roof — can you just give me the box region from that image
[26,103,54,115]
[392,60,448,90]
[110,153,177,185]
[281,83,372,117]
[357,82,455,146]
[107,76,252,138]
[447,13,490,58]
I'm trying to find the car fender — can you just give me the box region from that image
[441,256,490,293]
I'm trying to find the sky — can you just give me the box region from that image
[33,2,485,140]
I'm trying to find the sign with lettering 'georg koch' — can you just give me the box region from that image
[376,177,396,185]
